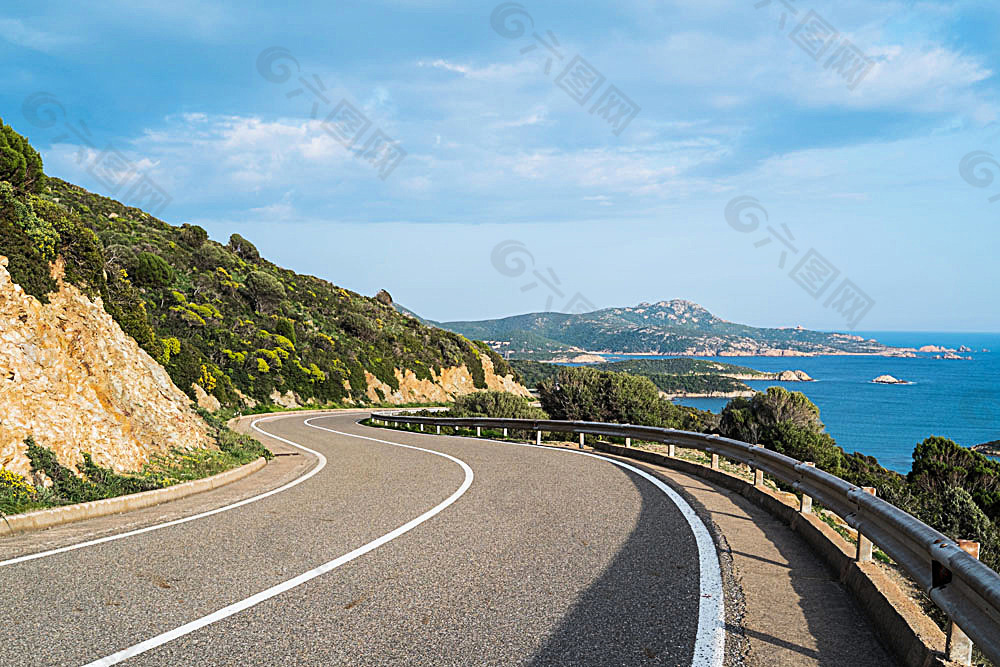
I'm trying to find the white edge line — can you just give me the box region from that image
[0,415,327,569]
[379,424,726,667]
[82,417,474,667]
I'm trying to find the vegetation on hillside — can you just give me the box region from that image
[511,358,756,395]
[0,118,513,411]
[718,387,1000,571]
[445,391,547,420]
[442,300,902,356]
[537,367,719,432]
[0,428,271,516]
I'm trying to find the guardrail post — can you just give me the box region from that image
[946,540,980,665]
[711,452,719,470]
[856,487,876,562]
[579,433,585,449]
[668,443,675,457]
[800,462,815,514]
[536,430,541,446]
[420,424,424,432]
[753,468,764,488]
[624,437,631,447]
[436,425,441,434]
[503,428,508,438]
[476,426,481,437]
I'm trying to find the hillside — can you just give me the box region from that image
[441,300,912,358]
[0,118,526,413]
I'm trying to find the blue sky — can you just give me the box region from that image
[3,0,999,331]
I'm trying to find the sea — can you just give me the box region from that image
[594,332,1000,474]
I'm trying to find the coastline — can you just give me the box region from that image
[572,349,918,359]
[662,390,756,399]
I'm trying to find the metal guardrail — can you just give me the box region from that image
[370,412,1000,665]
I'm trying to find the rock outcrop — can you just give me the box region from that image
[872,375,909,385]
[775,370,814,382]
[0,257,212,478]
[363,354,531,405]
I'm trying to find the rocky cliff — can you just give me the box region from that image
[362,354,531,405]
[0,257,212,479]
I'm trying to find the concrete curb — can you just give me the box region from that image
[591,442,955,667]
[1,457,267,537]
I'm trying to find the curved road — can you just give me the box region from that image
[1,412,725,666]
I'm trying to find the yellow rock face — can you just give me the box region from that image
[0,257,212,477]
[363,354,532,404]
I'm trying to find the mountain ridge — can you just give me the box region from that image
[437,299,913,359]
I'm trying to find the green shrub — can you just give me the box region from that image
[133,251,174,287]
[538,366,688,428]
[448,391,547,420]
[0,117,45,193]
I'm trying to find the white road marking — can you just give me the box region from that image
[0,415,327,569]
[81,417,475,667]
[384,425,727,667]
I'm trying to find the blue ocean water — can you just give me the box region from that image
[600,332,1000,473]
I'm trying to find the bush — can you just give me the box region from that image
[538,367,687,428]
[0,468,42,515]
[719,388,842,472]
[448,391,547,420]
[245,270,285,313]
[228,233,260,262]
[0,117,45,194]
[179,223,208,248]
[133,251,174,287]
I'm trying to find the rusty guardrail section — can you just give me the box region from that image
[371,412,1000,665]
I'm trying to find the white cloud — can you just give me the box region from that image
[0,19,76,52]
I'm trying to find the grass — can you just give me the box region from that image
[0,428,271,517]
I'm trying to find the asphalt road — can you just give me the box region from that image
[0,413,724,666]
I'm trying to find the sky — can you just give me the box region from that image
[2,0,999,331]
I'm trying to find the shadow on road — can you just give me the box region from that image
[526,461,898,666]
[525,470,701,666]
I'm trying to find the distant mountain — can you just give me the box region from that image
[440,299,913,358]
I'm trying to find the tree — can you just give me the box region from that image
[909,436,1000,523]
[179,224,208,249]
[538,367,686,428]
[0,117,45,194]
[914,485,1000,571]
[133,252,174,287]
[720,388,841,472]
[228,233,260,262]
[448,391,547,420]
[245,270,285,312]
[749,386,823,433]
[274,316,297,347]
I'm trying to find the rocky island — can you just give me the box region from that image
[872,375,911,385]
